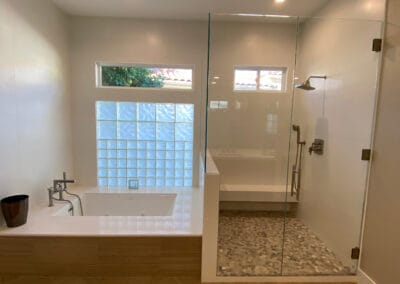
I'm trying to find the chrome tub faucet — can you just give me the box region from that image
[47,172,83,215]
[48,172,75,207]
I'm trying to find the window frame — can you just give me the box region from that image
[209,100,229,110]
[233,66,288,93]
[96,62,195,92]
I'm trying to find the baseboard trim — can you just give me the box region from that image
[359,269,376,284]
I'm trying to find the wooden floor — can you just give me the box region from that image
[0,276,356,284]
[0,236,201,277]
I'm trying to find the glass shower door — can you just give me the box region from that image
[283,17,384,276]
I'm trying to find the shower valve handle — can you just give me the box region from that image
[309,139,324,155]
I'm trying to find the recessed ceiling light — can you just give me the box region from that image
[265,14,290,18]
[232,13,290,18]
[275,0,285,3]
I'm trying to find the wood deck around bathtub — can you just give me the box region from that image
[0,236,202,277]
[0,277,357,284]
[0,236,357,283]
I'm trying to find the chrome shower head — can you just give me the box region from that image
[296,75,327,91]
[296,79,315,91]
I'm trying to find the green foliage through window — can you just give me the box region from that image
[102,66,165,88]
[100,65,193,89]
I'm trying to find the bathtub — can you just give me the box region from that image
[0,187,203,278]
[82,192,177,216]
[0,187,203,236]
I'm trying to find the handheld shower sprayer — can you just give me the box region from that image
[292,124,305,146]
[291,124,306,201]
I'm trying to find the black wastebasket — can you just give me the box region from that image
[1,195,29,227]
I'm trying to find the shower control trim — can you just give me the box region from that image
[309,139,324,155]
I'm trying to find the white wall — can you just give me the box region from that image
[0,0,73,223]
[207,19,297,186]
[315,0,385,21]
[69,17,208,186]
[293,10,383,268]
[361,0,400,283]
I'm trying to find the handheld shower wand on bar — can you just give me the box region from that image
[291,125,306,201]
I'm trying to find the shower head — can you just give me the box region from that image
[296,75,327,91]
[296,79,315,90]
[292,125,300,131]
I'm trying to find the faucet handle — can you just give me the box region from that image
[52,181,63,192]
[309,138,324,155]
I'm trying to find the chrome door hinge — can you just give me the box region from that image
[351,247,360,260]
[361,149,371,161]
[372,38,382,52]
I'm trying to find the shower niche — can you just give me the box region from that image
[204,11,383,278]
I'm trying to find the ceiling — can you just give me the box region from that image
[52,0,330,20]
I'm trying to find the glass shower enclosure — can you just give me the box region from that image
[205,13,383,277]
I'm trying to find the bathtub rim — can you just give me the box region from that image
[0,186,203,237]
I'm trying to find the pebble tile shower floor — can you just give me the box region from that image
[217,211,352,276]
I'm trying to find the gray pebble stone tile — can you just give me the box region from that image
[217,211,352,276]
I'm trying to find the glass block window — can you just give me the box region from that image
[96,101,194,187]
[234,66,287,92]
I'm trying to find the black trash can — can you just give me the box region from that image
[1,195,29,227]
